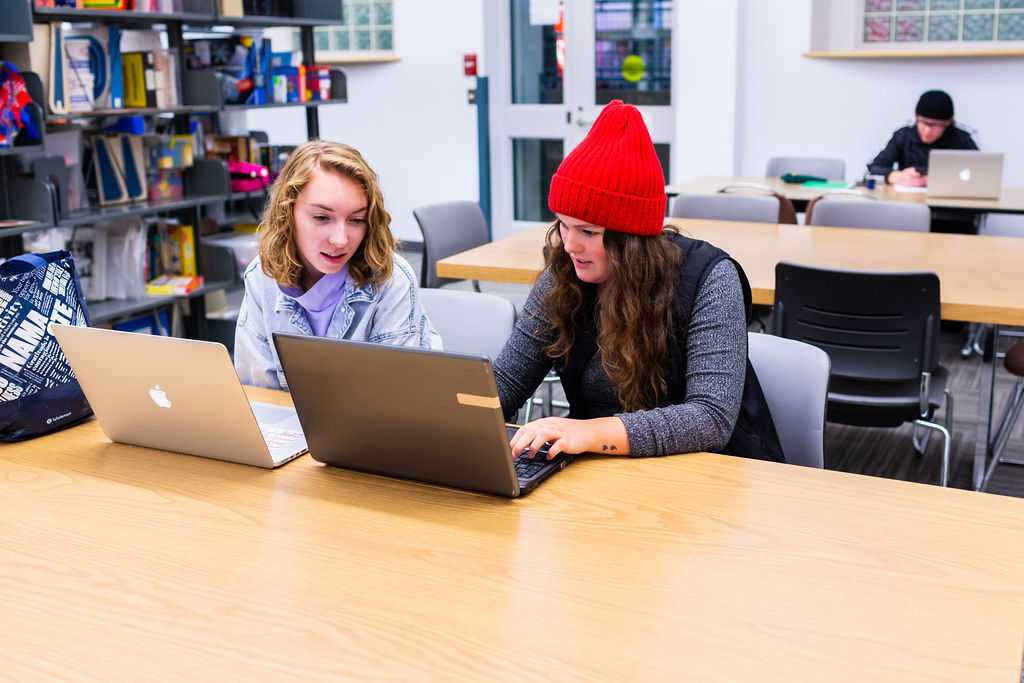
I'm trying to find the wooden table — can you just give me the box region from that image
[666,175,1024,213]
[438,220,1024,326]
[437,220,1024,491]
[4,385,1024,681]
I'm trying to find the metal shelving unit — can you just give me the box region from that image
[0,0,343,338]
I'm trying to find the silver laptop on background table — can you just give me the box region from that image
[52,324,307,468]
[272,333,572,497]
[927,150,1004,199]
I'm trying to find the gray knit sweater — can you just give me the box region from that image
[493,260,747,457]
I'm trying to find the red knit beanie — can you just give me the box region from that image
[548,100,666,236]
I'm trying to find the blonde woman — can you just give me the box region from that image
[235,139,439,390]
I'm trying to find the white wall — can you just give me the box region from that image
[248,0,1023,243]
[672,0,741,181]
[248,0,484,242]
[735,0,1024,185]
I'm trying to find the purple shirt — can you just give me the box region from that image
[280,266,349,337]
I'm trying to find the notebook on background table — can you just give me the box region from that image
[927,150,1004,199]
[272,333,572,497]
[51,324,307,468]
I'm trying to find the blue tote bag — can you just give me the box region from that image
[0,250,93,441]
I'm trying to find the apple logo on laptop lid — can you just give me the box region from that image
[959,167,971,182]
[149,385,172,408]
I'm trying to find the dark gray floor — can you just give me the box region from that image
[400,241,1024,499]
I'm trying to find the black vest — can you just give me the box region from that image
[558,233,786,463]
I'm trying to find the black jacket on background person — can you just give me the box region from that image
[867,124,978,178]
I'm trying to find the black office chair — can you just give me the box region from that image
[773,261,953,486]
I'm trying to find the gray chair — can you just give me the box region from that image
[807,196,931,232]
[773,261,953,486]
[981,341,1024,491]
[981,213,1024,237]
[418,288,563,423]
[417,288,515,361]
[412,201,489,290]
[671,193,780,224]
[747,332,830,469]
[766,156,846,180]
[961,214,1024,357]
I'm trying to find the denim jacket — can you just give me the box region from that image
[234,253,441,390]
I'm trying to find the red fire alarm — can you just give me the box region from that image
[463,53,477,76]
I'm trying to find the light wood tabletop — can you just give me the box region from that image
[437,219,1024,326]
[3,386,1024,681]
[665,175,1024,213]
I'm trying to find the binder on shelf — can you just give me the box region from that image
[87,134,147,205]
[121,51,157,108]
[165,224,197,277]
[50,24,124,113]
[152,49,179,108]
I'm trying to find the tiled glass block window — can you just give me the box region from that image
[312,1,395,57]
[863,0,1024,42]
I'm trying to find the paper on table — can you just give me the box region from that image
[892,184,928,193]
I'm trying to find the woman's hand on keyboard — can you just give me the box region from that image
[509,416,629,458]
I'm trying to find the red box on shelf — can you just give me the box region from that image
[304,65,332,101]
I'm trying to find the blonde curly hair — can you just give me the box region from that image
[258,139,395,288]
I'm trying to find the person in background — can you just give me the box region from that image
[493,100,785,463]
[234,139,440,390]
[867,89,978,187]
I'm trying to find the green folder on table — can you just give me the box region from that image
[801,180,853,189]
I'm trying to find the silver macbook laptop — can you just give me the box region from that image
[51,324,307,468]
[272,333,572,497]
[927,150,1004,199]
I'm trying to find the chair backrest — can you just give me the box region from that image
[719,183,798,224]
[412,201,489,288]
[773,261,941,383]
[807,197,931,232]
[417,288,516,360]
[980,213,1024,237]
[766,156,846,180]
[747,332,829,468]
[670,193,780,224]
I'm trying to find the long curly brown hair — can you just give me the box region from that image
[543,222,682,412]
[258,139,395,289]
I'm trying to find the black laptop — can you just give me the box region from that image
[272,333,572,496]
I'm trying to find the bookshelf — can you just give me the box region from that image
[0,0,346,338]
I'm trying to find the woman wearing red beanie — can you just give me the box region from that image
[493,100,785,463]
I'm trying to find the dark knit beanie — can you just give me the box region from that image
[548,100,666,236]
[916,90,954,120]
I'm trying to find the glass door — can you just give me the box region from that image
[485,0,674,241]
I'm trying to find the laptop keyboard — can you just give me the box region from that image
[514,456,550,479]
[513,438,553,480]
[261,426,304,450]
